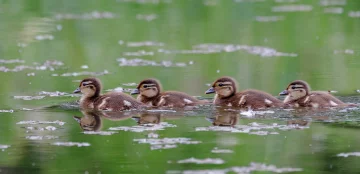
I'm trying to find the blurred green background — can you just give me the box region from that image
[1,0,360,173]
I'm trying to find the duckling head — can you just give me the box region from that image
[279,80,310,101]
[131,78,161,98]
[205,76,237,98]
[73,78,102,98]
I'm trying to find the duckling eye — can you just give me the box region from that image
[143,85,148,88]
[218,84,224,87]
[291,86,296,89]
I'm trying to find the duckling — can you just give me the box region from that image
[205,76,284,109]
[73,77,144,111]
[279,80,353,108]
[130,78,207,107]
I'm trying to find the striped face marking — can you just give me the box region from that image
[214,81,234,98]
[140,83,158,98]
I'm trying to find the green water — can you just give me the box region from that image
[1,0,360,173]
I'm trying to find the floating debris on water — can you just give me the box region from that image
[348,11,360,18]
[0,109,14,113]
[192,44,298,57]
[22,108,33,111]
[196,122,309,135]
[35,34,54,41]
[25,126,57,131]
[16,120,65,126]
[158,48,221,55]
[14,96,45,100]
[123,41,165,47]
[45,126,57,131]
[26,135,59,140]
[83,131,118,136]
[0,59,25,64]
[134,137,201,150]
[146,110,177,113]
[122,83,137,86]
[272,5,313,12]
[324,7,343,14]
[81,65,89,69]
[319,0,346,6]
[58,70,109,77]
[136,14,157,21]
[0,60,64,72]
[211,147,234,154]
[148,132,159,138]
[123,50,155,56]
[337,152,360,157]
[255,16,285,22]
[177,157,225,164]
[55,11,116,20]
[109,122,176,132]
[52,142,90,147]
[38,91,68,97]
[240,109,275,117]
[334,49,354,55]
[356,90,360,93]
[117,58,188,67]
[105,87,128,92]
[168,162,303,173]
[0,145,10,150]
[27,72,35,76]
[151,144,177,150]
[56,25,62,31]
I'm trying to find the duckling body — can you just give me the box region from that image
[280,80,352,108]
[131,78,207,107]
[206,76,284,109]
[74,78,144,111]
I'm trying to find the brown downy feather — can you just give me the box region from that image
[133,78,208,107]
[206,76,284,109]
[75,77,145,111]
[281,80,354,108]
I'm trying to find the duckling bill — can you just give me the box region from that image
[74,77,144,111]
[206,76,284,109]
[131,78,208,107]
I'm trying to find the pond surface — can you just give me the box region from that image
[1,0,360,173]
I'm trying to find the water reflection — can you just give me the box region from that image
[73,110,103,131]
[206,108,239,127]
[132,112,161,125]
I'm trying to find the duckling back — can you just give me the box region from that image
[156,91,206,107]
[94,92,144,111]
[216,89,283,109]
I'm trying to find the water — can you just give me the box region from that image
[1,0,360,173]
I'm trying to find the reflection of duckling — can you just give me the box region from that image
[287,120,309,126]
[73,78,144,111]
[279,80,354,108]
[73,111,102,131]
[131,78,208,107]
[208,115,238,127]
[205,76,284,109]
[132,113,161,125]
